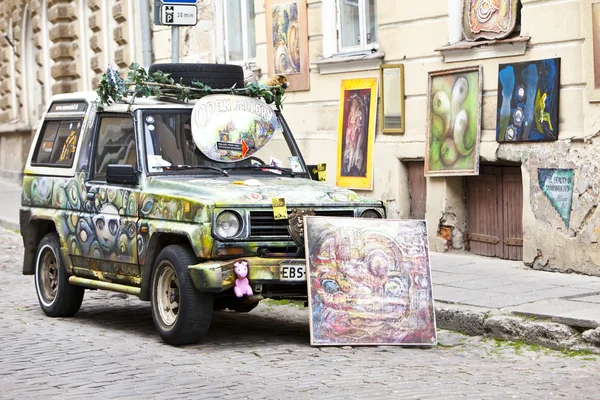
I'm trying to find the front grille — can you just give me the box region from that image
[249,209,355,238]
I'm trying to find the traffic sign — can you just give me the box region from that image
[162,0,197,3]
[160,4,198,26]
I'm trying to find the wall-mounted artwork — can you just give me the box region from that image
[497,58,561,142]
[585,0,600,102]
[538,168,574,228]
[336,78,377,190]
[265,0,310,92]
[380,64,405,134]
[304,217,437,346]
[462,0,519,41]
[425,66,482,177]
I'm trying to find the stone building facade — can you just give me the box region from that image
[2,0,600,275]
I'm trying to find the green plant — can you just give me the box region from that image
[95,63,287,111]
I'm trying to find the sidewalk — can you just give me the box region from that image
[6,178,600,352]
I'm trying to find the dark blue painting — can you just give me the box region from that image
[496,58,560,142]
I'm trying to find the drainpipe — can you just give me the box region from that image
[139,0,153,69]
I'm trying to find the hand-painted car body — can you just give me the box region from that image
[20,91,386,306]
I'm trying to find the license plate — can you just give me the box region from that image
[281,265,306,281]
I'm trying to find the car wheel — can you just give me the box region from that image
[148,63,245,89]
[34,232,84,317]
[150,245,213,345]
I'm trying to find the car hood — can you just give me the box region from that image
[145,175,382,207]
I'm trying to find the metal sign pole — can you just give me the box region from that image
[171,25,179,63]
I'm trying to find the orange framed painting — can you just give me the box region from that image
[265,0,310,92]
[336,78,377,190]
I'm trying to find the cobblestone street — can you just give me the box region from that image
[0,227,599,399]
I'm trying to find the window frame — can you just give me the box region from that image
[223,0,256,64]
[335,0,378,54]
[31,118,85,169]
[89,113,138,183]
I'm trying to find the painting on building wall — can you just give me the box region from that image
[304,217,437,346]
[425,66,482,177]
[538,168,574,228]
[585,0,600,102]
[336,78,377,190]
[462,0,519,41]
[496,58,561,142]
[265,0,310,92]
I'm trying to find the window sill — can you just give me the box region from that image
[316,51,385,75]
[436,36,530,63]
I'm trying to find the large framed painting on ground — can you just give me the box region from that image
[336,78,377,190]
[265,0,310,92]
[585,0,600,102]
[304,217,437,346]
[425,66,482,177]
[496,58,561,142]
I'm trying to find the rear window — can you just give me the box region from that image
[32,120,83,167]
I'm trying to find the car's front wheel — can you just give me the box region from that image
[34,232,84,317]
[150,245,213,345]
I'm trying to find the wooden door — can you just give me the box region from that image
[466,166,523,260]
[407,162,426,219]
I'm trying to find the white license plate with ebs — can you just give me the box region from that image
[281,265,306,281]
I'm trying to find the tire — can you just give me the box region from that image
[34,233,84,317]
[148,63,245,89]
[150,245,213,345]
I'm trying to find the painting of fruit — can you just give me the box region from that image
[425,66,482,176]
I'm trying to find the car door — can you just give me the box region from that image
[79,113,141,284]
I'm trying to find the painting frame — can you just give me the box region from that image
[304,216,437,346]
[496,58,561,142]
[425,65,482,177]
[380,64,405,134]
[336,78,377,190]
[585,0,600,102]
[462,0,519,41]
[265,0,310,92]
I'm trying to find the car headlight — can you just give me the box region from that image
[215,211,242,238]
[360,209,382,218]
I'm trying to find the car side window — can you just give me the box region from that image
[32,120,83,167]
[93,116,136,181]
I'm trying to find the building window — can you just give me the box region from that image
[224,0,256,63]
[337,0,377,52]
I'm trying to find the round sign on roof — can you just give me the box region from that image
[191,94,278,163]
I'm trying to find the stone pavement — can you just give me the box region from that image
[1,228,599,399]
[4,178,600,351]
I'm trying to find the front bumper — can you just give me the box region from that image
[188,257,306,292]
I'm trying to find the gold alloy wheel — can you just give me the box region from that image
[156,261,180,327]
[39,247,59,304]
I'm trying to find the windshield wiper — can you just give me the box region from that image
[163,164,229,176]
[224,164,295,177]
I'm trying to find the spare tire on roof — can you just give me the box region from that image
[148,63,245,89]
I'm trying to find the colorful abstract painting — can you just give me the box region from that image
[497,58,561,142]
[304,217,436,346]
[266,0,310,91]
[425,66,482,177]
[538,168,574,228]
[336,78,377,189]
[463,0,519,41]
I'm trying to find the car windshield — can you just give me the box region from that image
[141,109,307,176]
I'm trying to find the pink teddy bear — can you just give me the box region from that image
[234,261,253,298]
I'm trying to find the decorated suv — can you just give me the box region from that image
[20,63,386,345]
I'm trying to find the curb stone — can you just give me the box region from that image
[0,217,19,232]
[435,304,600,354]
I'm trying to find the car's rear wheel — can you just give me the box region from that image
[150,245,213,345]
[148,63,245,89]
[34,233,84,317]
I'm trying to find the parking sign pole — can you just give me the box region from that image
[171,25,179,63]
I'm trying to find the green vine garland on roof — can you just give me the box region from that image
[95,63,286,110]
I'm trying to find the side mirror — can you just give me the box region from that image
[106,164,138,185]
